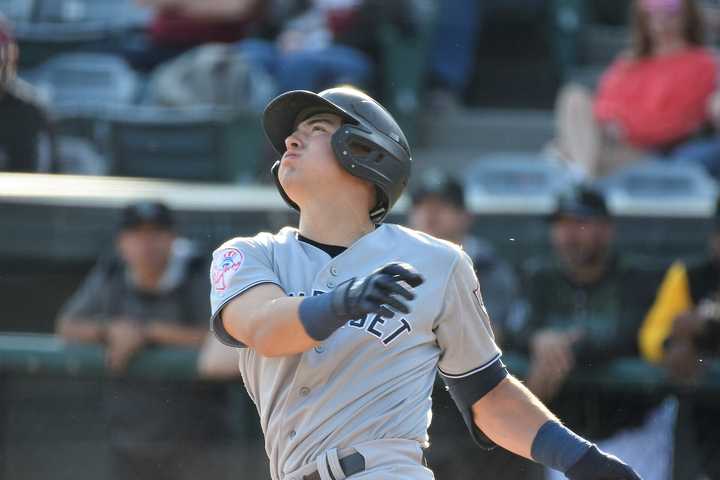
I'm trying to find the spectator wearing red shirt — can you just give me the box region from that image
[124,0,265,72]
[553,0,720,179]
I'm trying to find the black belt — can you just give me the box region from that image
[302,452,366,480]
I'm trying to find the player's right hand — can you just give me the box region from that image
[332,262,424,320]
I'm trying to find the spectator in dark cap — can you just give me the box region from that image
[0,14,56,172]
[520,185,666,478]
[521,186,658,400]
[408,172,543,480]
[56,201,241,480]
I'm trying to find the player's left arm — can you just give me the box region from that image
[437,251,641,479]
[471,375,641,480]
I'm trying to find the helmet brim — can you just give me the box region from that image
[262,90,358,154]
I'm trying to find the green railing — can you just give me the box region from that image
[0,333,199,380]
[2,333,719,394]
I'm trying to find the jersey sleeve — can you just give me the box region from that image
[436,250,502,376]
[209,235,283,347]
[435,250,507,449]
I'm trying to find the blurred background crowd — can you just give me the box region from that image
[1,0,720,479]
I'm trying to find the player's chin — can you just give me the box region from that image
[278,164,298,185]
[279,173,304,201]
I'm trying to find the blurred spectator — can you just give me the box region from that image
[639,197,720,479]
[408,172,524,346]
[425,0,544,110]
[147,42,276,111]
[235,0,414,93]
[0,14,56,172]
[56,201,239,480]
[521,186,657,402]
[408,172,542,480]
[553,0,720,179]
[425,0,479,110]
[521,186,672,479]
[123,0,265,72]
[640,199,720,372]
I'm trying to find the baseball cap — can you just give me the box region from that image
[119,201,174,231]
[410,172,465,210]
[550,185,610,222]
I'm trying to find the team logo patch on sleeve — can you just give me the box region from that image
[212,248,245,293]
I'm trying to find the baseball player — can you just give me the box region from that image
[209,86,642,480]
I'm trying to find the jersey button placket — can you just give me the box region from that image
[314,345,325,354]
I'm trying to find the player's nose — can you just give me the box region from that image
[284,131,303,152]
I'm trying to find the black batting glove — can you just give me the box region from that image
[332,262,425,320]
[298,262,424,341]
[565,446,642,480]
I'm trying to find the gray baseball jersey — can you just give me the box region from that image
[209,224,501,480]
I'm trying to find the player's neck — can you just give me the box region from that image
[298,204,375,247]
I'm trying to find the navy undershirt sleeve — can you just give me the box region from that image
[439,357,509,449]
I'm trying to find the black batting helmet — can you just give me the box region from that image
[262,86,412,224]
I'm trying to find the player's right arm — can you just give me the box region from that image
[210,238,424,357]
[220,284,319,357]
[218,264,424,357]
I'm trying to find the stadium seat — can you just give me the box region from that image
[600,161,717,263]
[464,152,573,206]
[25,53,139,112]
[599,160,718,213]
[31,0,150,27]
[0,0,33,22]
[13,21,117,67]
[462,153,573,266]
[101,106,262,183]
[10,0,150,67]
